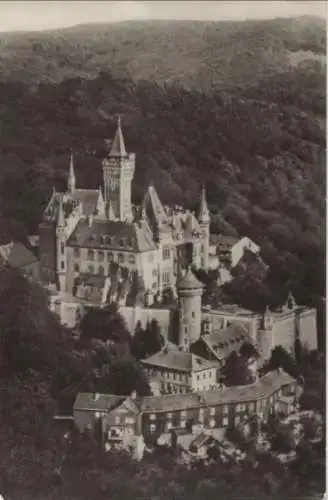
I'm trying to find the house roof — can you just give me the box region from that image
[42,189,100,223]
[178,267,204,290]
[141,184,171,235]
[72,189,99,216]
[140,369,295,413]
[142,346,218,373]
[74,393,123,411]
[66,219,157,252]
[6,242,38,269]
[199,323,254,361]
[74,370,295,416]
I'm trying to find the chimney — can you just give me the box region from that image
[130,390,137,400]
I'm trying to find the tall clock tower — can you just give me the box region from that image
[102,117,135,221]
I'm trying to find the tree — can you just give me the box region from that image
[80,304,132,344]
[221,351,255,386]
[131,319,164,360]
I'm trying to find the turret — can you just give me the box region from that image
[56,199,67,292]
[178,266,204,351]
[102,116,135,221]
[67,151,76,194]
[197,186,210,269]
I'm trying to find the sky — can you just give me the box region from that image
[0,1,326,32]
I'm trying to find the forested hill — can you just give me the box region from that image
[0,52,325,306]
[0,16,325,91]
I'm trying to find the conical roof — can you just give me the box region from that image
[109,116,127,157]
[197,186,210,223]
[178,266,204,290]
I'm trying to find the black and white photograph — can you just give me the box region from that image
[0,1,326,499]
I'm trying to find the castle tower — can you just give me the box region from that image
[178,266,204,351]
[197,186,210,269]
[67,151,76,194]
[102,116,135,221]
[56,199,67,292]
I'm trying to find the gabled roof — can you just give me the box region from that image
[6,242,38,269]
[199,323,254,361]
[142,346,218,373]
[178,267,204,290]
[67,219,157,252]
[141,184,170,236]
[74,393,123,411]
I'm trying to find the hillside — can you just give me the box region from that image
[0,16,325,91]
[0,59,325,307]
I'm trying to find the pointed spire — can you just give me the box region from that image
[68,150,76,193]
[108,200,116,220]
[109,115,127,157]
[197,185,210,223]
[57,199,65,227]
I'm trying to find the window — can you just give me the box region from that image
[180,420,186,428]
[223,417,228,427]
[181,410,186,419]
[223,405,228,415]
[167,413,173,419]
[209,419,215,428]
[108,252,113,262]
[236,404,241,412]
[150,424,156,433]
[167,422,172,431]
[61,261,65,270]
[210,407,215,416]
[98,251,104,262]
[61,243,65,255]
[203,372,206,379]
[150,414,156,421]
[74,263,79,272]
[163,246,170,260]
[98,265,104,276]
[192,311,195,318]
[118,253,124,264]
[201,244,204,253]
[162,270,170,286]
[197,375,200,381]
[74,248,80,258]
[87,249,94,261]
[129,254,136,264]
[88,264,94,273]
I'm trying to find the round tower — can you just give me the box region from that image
[178,266,204,351]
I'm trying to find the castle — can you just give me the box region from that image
[39,117,210,300]
[42,118,318,392]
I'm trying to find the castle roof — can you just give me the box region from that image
[72,189,99,216]
[43,189,98,222]
[142,346,218,373]
[141,184,170,235]
[109,116,127,157]
[210,234,239,250]
[67,219,157,253]
[178,267,204,290]
[198,323,255,361]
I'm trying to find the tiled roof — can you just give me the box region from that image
[6,242,38,269]
[140,370,295,413]
[66,219,157,252]
[200,323,254,360]
[178,267,204,290]
[142,346,218,373]
[74,393,123,411]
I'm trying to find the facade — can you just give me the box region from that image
[211,234,260,269]
[73,369,299,449]
[39,118,211,302]
[142,343,218,394]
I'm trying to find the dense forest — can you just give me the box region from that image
[0,60,325,307]
[0,263,325,500]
